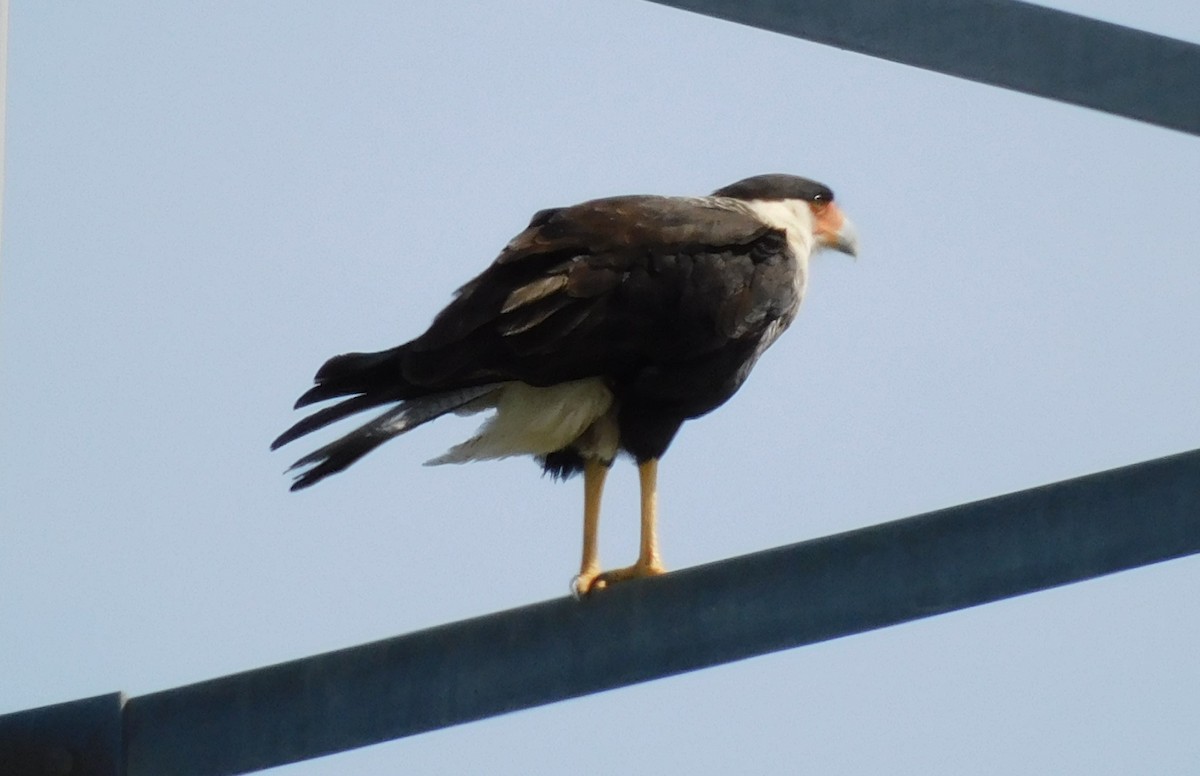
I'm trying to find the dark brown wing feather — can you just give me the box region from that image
[280,195,799,444]
[412,196,772,348]
[276,194,803,477]
[402,196,793,390]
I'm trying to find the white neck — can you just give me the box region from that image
[735,198,817,261]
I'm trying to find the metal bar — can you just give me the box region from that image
[644,0,1200,136]
[0,693,124,776]
[107,447,1200,776]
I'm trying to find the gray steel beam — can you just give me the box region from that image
[0,693,124,776]
[110,447,1198,775]
[644,0,1200,136]
[4,448,1199,775]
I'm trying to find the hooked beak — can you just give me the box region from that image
[814,203,859,257]
[828,215,859,257]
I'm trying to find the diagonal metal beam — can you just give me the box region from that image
[4,447,1200,775]
[644,0,1200,136]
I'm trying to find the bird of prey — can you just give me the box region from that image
[273,174,857,594]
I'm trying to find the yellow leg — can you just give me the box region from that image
[636,457,663,570]
[580,458,667,595]
[572,459,608,596]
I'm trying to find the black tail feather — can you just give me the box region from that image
[295,347,407,408]
[271,392,401,450]
[282,385,500,490]
[286,410,402,490]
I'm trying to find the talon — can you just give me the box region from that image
[590,561,666,591]
[572,572,598,598]
[571,569,609,598]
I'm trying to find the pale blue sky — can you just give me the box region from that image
[3,2,1199,774]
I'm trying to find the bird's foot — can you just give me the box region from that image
[572,561,666,598]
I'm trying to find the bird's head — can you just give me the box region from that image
[712,174,858,258]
